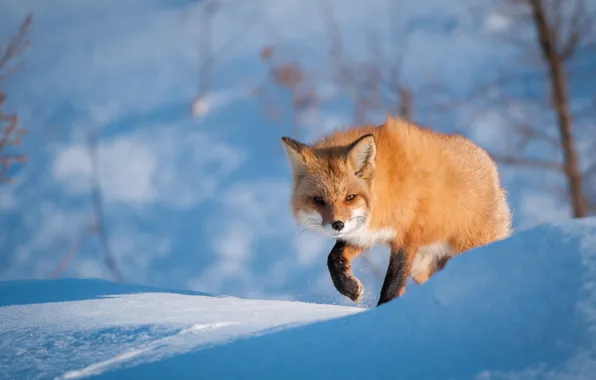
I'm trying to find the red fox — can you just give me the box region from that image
[281,116,512,306]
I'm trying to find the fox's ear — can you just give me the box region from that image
[281,136,309,178]
[347,134,376,175]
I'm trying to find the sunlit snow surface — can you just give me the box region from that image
[2,218,596,379]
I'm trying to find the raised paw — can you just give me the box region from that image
[328,263,364,302]
[327,255,364,303]
[336,272,364,303]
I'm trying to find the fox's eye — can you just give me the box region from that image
[345,194,357,201]
[313,196,326,205]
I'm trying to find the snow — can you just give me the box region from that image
[0,281,361,379]
[2,218,596,379]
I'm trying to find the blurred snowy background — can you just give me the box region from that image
[1,0,595,305]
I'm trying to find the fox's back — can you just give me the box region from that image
[431,131,513,241]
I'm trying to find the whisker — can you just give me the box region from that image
[298,222,325,234]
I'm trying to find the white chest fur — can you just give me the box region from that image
[341,227,396,248]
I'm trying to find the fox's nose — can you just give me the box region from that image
[331,220,345,231]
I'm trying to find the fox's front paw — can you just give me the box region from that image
[327,241,364,303]
[327,260,364,303]
[335,272,364,303]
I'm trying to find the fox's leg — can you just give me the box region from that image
[377,226,421,306]
[437,255,451,271]
[411,253,452,285]
[412,234,481,284]
[377,247,416,306]
[327,240,365,303]
[410,251,434,285]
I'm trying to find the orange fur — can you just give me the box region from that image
[281,116,513,304]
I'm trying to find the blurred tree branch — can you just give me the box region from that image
[489,153,564,171]
[192,0,260,118]
[257,46,318,138]
[47,224,89,279]
[48,132,125,281]
[255,0,416,140]
[0,13,32,184]
[529,0,588,217]
[319,0,414,123]
[503,0,591,217]
[87,131,124,281]
[192,0,218,117]
[450,0,596,218]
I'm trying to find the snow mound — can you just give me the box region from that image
[0,279,361,379]
[2,218,596,379]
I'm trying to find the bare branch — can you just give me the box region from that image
[47,225,89,279]
[550,0,564,42]
[87,131,124,282]
[429,69,545,111]
[559,0,589,60]
[0,13,32,74]
[197,1,216,97]
[0,13,32,184]
[489,152,564,171]
[259,46,318,137]
[319,0,348,86]
[528,0,589,217]
[192,0,261,118]
[192,1,217,117]
[466,0,593,218]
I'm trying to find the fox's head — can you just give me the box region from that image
[281,134,377,239]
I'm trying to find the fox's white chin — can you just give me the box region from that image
[295,209,369,238]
